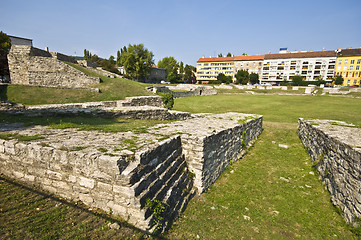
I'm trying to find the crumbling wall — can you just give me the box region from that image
[7,45,100,88]
[298,119,361,224]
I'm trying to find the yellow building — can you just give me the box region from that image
[335,48,361,86]
[196,56,235,83]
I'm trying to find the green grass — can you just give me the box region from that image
[173,94,361,126]
[0,176,148,239]
[0,113,170,133]
[1,94,360,239]
[0,133,44,141]
[5,63,151,105]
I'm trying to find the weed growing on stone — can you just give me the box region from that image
[145,199,168,234]
[98,148,108,153]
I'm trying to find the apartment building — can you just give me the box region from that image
[234,55,264,75]
[196,56,235,83]
[261,50,336,84]
[335,48,361,86]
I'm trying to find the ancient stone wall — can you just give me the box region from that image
[298,119,361,224]
[7,45,100,88]
[0,133,194,233]
[150,85,217,98]
[50,52,77,63]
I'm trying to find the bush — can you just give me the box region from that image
[157,92,174,109]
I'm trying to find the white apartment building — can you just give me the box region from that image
[261,50,336,84]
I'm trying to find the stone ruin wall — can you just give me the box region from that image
[150,85,217,98]
[298,119,361,224]
[7,45,100,89]
[0,102,263,232]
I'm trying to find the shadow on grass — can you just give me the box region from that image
[0,174,169,240]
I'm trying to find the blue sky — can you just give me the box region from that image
[2,0,361,66]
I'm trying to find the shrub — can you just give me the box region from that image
[157,92,174,109]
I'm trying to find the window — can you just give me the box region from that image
[354,80,357,85]
[347,80,350,84]
[356,66,360,70]
[356,72,359,77]
[349,72,353,77]
[342,72,346,76]
[343,66,347,70]
[338,60,342,65]
[344,59,348,65]
[350,66,354,70]
[351,60,355,64]
[337,66,341,70]
[357,59,361,64]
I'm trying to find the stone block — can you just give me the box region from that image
[78,176,95,189]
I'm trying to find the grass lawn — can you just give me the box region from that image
[0,94,360,239]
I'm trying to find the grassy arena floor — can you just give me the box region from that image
[1,94,360,239]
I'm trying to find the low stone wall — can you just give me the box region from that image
[8,45,100,88]
[150,85,217,98]
[298,119,361,224]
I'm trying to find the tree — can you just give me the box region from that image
[235,70,249,85]
[315,76,326,86]
[334,75,344,85]
[0,31,11,53]
[227,52,232,57]
[116,50,121,66]
[83,49,91,60]
[242,53,247,56]
[292,75,303,86]
[120,44,154,81]
[157,56,180,83]
[217,73,232,84]
[249,73,259,85]
[179,61,184,74]
[184,64,196,83]
[108,55,115,65]
[218,53,223,57]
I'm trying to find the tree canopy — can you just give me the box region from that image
[226,52,232,57]
[184,64,196,83]
[0,31,11,53]
[216,73,232,84]
[334,75,344,85]
[291,75,303,86]
[157,56,181,83]
[120,44,154,80]
[235,70,249,85]
[249,73,259,85]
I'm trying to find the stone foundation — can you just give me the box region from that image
[298,119,361,225]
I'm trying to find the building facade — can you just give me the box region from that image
[335,48,361,86]
[196,57,235,83]
[261,50,336,84]
[234,55,264,75]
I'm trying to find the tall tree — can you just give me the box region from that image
[249,73,259,84]
[120,43,154,81]
[235,70,249,85]
[108,55,115,65]
[184,64,196,83]
[157,56,180,83]
[227,52,232,57]
[179,61,184,74]
[218,53,223,57]
[116,50,121,66]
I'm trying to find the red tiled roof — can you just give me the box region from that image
[234,55,264,61]
[197,56,235,62]
[264,51,336,60]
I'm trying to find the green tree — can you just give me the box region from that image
[235,70,249,85]
[179,61,184,74]
[218,53,223,57]
[116,50,121,66]
[249,73,259,85]
[0,31,11,53]
[315,76,326,86]
[217,73,232,84]
[184,64,196,83]
[157,56,180,83]
[108,55,115,65]
[227,52,232,57]
[120,44,154,81]
[334,75,344,85]
[292,75,303,86]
